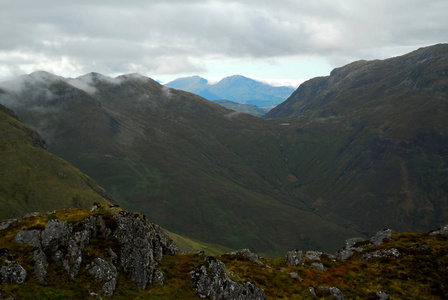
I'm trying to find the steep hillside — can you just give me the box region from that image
[1,206,447,299]
[265,43,448,233]
[0,101,110,219]
[166,75,295,107]
[0,72,359,256]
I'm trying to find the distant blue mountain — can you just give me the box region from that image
[165,75,295,108]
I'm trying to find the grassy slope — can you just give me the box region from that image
[0,207,447,299]
[0,103,110,219]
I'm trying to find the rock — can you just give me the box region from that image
[310,262,325,271]
[108,248,118,264]
[190,256,266,300]
[361,248,400,261]
[41,220,73,250]
[345,237,365,248]
[370,229,393,246]
[0,219,16,231]
[285,249,303,266]
[33,250,49,285]
[376,291,391,299]
[228,249,262,264]
[112,211,177,290]
[336,230,393,260]
[13,230,41,248]
[86,258,118,297]
[318,286,345,300]
[0,261,27,284]
[90,202,101,212]
[429,224,448,235]
[289,272,299,279]
[305,251,322,261]
[153,269,165,285]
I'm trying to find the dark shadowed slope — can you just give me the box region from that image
[265,43,448,234]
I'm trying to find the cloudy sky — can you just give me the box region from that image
[0,0,447,87]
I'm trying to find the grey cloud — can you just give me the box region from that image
[0,0,447,79]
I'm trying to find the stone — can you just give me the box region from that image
[429,224,448,236]
[0,219,17,230]
[13,229,41,248]
[305,251,322,261]
[33,250,49,285]
[370,229,393,246]
[310,262,325,271]
[376,291,391,299]
[345,237,365,248]
[0,261,27,284]
[41,220,73,250]
[90,202,101,212]
[228,249,262,264]
[87,258,118,297]
[318,286,345,300]
[153,269,165,285]
[190,256,266,300]
[285,249,303,266]
[361,248,400,261]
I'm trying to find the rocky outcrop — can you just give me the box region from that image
[336,229,393,260]
[429,223,448,235]
[0,260,27,284]
[11,209,179,297]
[190,256,266,300]
[86,258,118,297]
[361,248,401,261]
[285,249,303,266]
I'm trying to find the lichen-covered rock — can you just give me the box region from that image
[285,249,303,266]
[41,220,73,251]
[0,219,20,231]
[190,256,266,300]
[0,261,27,284]
[361,248,400,261]
[87,258,118,297]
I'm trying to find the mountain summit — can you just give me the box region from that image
[165,75,295,107]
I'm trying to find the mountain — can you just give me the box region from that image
[0,71,359,256]
[211,100,268,116]
[1,44,448,257]
[0,101,111,219]
[265,43,448,233]
[1,205,447,299]
[165,75,295,108]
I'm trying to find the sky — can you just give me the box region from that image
[0,0,447,88]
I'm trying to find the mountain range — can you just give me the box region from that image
[0,43,447,259]
[165,75,295,108]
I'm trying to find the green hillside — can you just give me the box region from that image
[0,73,359,256]
[0,102,110,219]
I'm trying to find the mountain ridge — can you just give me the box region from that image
[165,74,295,108]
